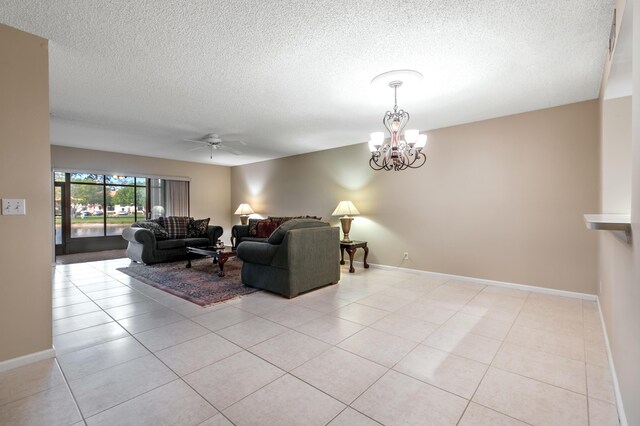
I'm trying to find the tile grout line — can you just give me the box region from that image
[103,265,321,423]
[52,357,88,424]
[331,279,456,423]
[174,273,406,422]
[48,260,609,425]
[456,289,532,425]
[71,287,229,424]
[54,266,220,423]
[333,278,490,423]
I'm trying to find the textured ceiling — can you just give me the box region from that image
[1,0,615,166]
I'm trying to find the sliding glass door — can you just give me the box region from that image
[54,171,189,254]
[54,177,67,255]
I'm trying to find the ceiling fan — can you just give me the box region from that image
[183,133,246,158]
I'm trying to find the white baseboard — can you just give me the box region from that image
[358,261,598,300]
[0,348,56,373]
[597,299,628,426]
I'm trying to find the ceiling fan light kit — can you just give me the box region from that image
[368,69,427,171]
[184,133,246,158]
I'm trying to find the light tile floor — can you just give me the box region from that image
[0,258,621,425]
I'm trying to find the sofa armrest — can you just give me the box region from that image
[206,225,224,245]
[231,224,250,248]
[122,227,156,246]
[237,241,280,266]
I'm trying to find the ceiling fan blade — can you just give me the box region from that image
[188,146,208,151]
[219,144,243,155]
[224,139,247,146]
[184,138,212,144]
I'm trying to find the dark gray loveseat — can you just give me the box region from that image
[231,215,323,248]
[122,224,223,264]
[231,224,267,247]
[237,219,340,298]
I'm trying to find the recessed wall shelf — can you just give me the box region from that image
[584,214,632,244]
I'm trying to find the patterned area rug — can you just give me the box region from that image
[117,258,259,306]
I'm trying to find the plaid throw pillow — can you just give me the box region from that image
[188,218,210,238]
[164,216,191,239]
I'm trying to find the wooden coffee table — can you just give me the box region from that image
[186,246,237,277]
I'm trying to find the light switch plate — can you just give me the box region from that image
[2,199,26,215]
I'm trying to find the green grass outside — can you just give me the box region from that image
[55,215,142,224]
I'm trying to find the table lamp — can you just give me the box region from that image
[234,203,254,225]
[332,201,360,242]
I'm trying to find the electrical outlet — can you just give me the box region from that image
[403,252,409,260]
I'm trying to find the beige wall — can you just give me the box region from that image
[232,100,600,293]
[51,146,233,244]
[598,2,640,424]
[601,97,632,213]
[599,96,636,424]
[0,25,52,362]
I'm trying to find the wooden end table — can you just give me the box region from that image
[340,240,369,273]
[186,246,236,277]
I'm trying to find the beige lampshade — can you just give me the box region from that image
[332,201,360,217]
[234,203,255,215]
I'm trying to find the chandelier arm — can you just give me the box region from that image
[398,150,411,171]
[369,147,394,171]
[369,157,386,171]
[382,111,393,133]
[384,143,395,165]
[373,144,396,171]
[407,153,427,169]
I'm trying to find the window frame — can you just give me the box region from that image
[66,173,150,239]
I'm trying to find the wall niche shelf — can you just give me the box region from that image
[584,214,632,244]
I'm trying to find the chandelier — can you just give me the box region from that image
[368,70,427,171]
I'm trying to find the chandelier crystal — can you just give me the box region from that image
[368,76,427,171]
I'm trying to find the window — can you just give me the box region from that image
[68,173,148,238]
[54,171,190,245]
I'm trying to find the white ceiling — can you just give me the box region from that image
[1,0,615,166]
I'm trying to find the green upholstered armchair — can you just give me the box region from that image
[236,219,340,298]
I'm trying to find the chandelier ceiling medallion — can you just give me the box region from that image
[368,70,427,171]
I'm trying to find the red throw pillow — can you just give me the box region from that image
[255,219,280,238]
